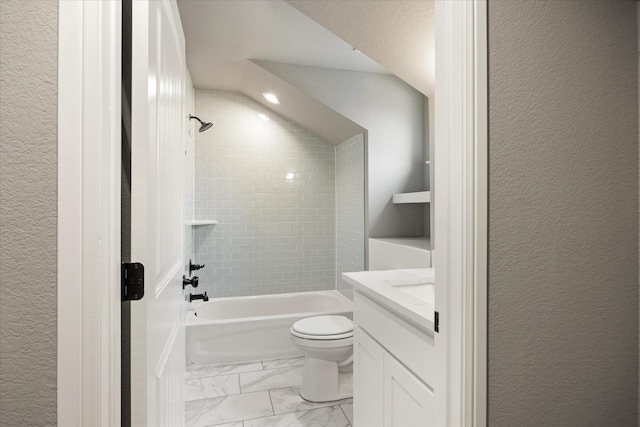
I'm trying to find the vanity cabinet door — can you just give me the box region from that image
[354,326,385,427]
[383,353,434,427]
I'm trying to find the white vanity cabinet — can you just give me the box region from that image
[353,292,435,427]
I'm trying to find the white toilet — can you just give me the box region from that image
[290,315,354,402]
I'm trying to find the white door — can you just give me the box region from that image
[130,0,187,425]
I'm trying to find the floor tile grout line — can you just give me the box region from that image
[242,365,303,376]
[186,371,240,382]
[271,401,352,418]
[185,373,245,402]
[237,409,285,425]
[266,384,352,402]
[184,389,271,405]
[186,364,266,380]
[339,404,352,427]
[246,405,348,424]
[237,366,304,394]
[191,391,273,427]
[267,388,276,417]
[187,356,304,379]
[183,394,226,404]
[238,374,244,394]
[274,403,348,416]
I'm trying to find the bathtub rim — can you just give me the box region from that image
[186,289,353,325]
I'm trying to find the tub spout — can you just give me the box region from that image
[189,292,208,302]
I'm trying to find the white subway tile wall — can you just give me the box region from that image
[194,90,337,297]
[335,134,365,301]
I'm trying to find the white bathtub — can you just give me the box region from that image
[186,290,353,366]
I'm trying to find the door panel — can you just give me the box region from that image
[383,353,434,427]
[130,0,187,425]
[353,326,385,427]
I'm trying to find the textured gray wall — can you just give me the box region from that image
[489,1,638,425]
[0,1,58,425]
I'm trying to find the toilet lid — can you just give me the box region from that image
[291,315,353,336]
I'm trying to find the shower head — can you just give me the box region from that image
[189,115,213,132]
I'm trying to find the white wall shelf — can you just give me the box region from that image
[190,220,218,226]
[392,191,430,204]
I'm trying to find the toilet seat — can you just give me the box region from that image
[291,315,353,340]
[290,330,353,340]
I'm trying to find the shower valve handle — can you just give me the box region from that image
[189,259,205,275]
[183,275,199,289]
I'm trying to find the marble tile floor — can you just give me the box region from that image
[185,356,353,427]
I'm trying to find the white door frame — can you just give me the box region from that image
[434,0,488,426]
[57,1,122,425]
[56,0,488,425]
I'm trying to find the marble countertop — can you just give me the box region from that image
[342,268,435,332]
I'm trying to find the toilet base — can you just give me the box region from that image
[299,357,353,402]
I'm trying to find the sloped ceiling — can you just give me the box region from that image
[177,0,434,143]
[241,60,365,145]
[285,0,435,98]
[177,0,388,91]
[177,0,386,144]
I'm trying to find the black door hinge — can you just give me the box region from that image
[121,262,144,301]
[435,311,440,333]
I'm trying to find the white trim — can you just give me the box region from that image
[58,2,83,423]
[57,1,122,425]
[434,0,488,426]
[473,2,488,425]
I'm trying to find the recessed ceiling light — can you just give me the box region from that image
[258,113,269,121]
[263,93,280,105]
